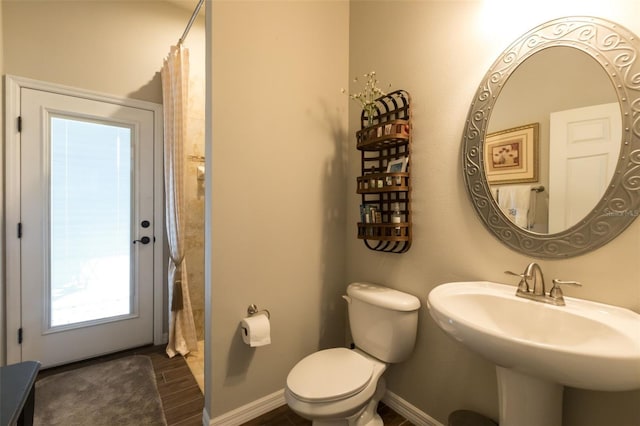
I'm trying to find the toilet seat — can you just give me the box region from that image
[286,348,374,403]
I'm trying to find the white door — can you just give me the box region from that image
[12,85,158,367]
[548,103,620,233]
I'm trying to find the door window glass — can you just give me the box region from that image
[49,116,133,328]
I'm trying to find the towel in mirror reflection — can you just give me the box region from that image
[493,185,533,229]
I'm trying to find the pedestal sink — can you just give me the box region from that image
[427,281,640,426]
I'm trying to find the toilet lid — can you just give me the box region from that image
[286,348,373,402]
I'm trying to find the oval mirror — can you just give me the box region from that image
[463,16,640,258]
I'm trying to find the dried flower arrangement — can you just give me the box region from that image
[342,71,391,126]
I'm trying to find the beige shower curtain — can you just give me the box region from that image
[161,45,198,357]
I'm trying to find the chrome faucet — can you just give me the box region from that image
[505,262,582,306]
[524,262,546,296]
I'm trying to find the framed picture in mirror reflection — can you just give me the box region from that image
[485,123,539,184]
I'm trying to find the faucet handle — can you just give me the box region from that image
[549,279,582,300]
[505,270,529,293]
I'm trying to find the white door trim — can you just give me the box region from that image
[4,75,165,364]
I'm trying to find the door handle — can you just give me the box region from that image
[133,236,151,244]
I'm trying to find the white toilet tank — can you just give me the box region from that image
[346,282,421,363]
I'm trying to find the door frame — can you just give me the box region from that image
[4,75,165,364]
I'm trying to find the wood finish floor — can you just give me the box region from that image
[37,345,413,426]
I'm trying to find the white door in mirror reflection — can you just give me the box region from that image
[549,103,620,233]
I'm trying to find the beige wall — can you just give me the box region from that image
[348,1,640,425]
[0,0,5,365]
[208,0,349,417]
[2,0,191,103]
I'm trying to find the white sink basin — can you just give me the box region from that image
[427,281,640,391]
[427,281,640,426]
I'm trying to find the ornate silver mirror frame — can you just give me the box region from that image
[463,16,640,258]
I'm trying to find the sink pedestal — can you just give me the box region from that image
[497,367,563,426]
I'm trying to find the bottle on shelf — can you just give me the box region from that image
[391,203,402,236]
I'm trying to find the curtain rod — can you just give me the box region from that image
[178,0,205,46]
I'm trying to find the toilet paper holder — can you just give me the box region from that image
[247,304,271,319]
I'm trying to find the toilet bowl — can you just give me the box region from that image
[285,283,421,426]
[285,348,387,425]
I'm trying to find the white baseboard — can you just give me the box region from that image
[208,389,286,426]
[205,388,443,426]
[382,390,445,426]
[203,407,211,426]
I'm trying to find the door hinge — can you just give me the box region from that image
[18,328,23,344]
[17,116,22,132]
[17,222,22,239]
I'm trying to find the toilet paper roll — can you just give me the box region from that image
[240,314,271,347]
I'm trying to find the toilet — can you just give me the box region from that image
[285,282,421,426]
